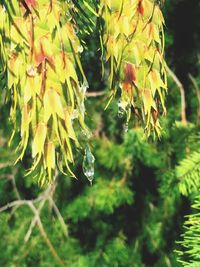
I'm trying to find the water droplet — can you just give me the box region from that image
[118,101,125,118]
[118,106,125,118]
[78,81,88,117]
[78,45,83,53]
[83,146,95,185]
[75,28,79,34]
[123,122,129,133]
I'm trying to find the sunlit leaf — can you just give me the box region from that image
[32,122,47,158]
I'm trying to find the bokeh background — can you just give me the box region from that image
[0,0,200,266]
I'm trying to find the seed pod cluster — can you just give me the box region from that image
[0,1,88,185]
[100,0,167,137]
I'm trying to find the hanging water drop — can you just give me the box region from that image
[118,107,125,118]
[78,45,83,53]
[75,28,79,35]
[83,146,95,185]
[118,101,125,118]
[79,80,89,117]
[123,122,129,133]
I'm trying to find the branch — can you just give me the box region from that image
[189,73,200,125]
[28,202,66,267]
[0,162,13,169]
[86,91,106,97]
[0,199,30,213]
[0,198,66,267]
[10,168,21,200]
[0,173,67,267]
[48,196,68,238]
[24,182,56,242]
[166,64,187,125]
[24,199,46,243]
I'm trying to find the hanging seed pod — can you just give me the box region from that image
[0,1,89,185]
[100,0,167,137]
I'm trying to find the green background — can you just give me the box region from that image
[0,0,200,266]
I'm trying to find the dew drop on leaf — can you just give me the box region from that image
[78,45,83,53]
[83,146,95,185]
[123,122,129,133]
[118,101,125,118]
[75,28,79,35]
[118,107,125,118]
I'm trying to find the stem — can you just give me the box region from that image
[28,202,66,267]
[86,91,106,97]
[189,73,200,125]
[166,64,187,125]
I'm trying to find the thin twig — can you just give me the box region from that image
[24,183,56,242]
[48,197,68,238]
[10,168,21,200]
[24,199,46,243]
[86,91,106,97]
[0,172,66,266]
[0,195,45,213]
[166,64,187,125]
[28,202,66,267]
[11,176,21,200]
[0,162,12,169]
[189,73,200,125]
[0,200,30,213]
[0,198,66,267]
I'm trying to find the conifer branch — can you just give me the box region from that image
[176,151,200,196]
[177,197,200,266]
